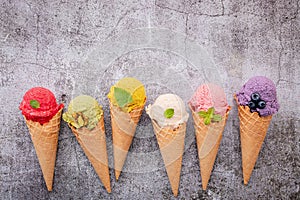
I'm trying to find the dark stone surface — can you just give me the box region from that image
[0,0,299,199]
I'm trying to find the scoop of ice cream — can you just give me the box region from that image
[19,87,64,124]
[107,77,146,112]
[146,94,189,128]
[189,83,229,116]
[236,76,279,116]
[63,95,103,130]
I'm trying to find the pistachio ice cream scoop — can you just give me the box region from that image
[63,95,103,130]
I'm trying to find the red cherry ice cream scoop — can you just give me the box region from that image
[19,87,64,124]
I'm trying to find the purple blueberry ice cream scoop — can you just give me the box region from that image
[236,76,279,116]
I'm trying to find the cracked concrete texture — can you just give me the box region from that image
[0,0,299,199]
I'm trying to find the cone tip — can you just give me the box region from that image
[106,187,112,193]
[171,183,179,197]
[244,178,249,185]
[115,170,121,181]
[173,190,178,197]
[243,171,250,185]
[46,184,53,192]
[104,182,112,193]
[201,175,209,191]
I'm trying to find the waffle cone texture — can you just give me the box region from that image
[24,108,63,191]
[151,120,186,197]
[69,117,111,193]
[190,105,230,190]
[109,102,144,180]
[234,96,272,185]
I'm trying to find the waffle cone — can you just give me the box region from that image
[190,105,230,190]
[69,117,111,193]
[24,108,63,191]
[151,120,186,197]
[109,103,144,180]
[234,96,272,185]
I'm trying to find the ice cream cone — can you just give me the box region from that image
[24,108,63,191]
[190,105,230,190]
[69,117,111,193]
[109,102,144,180]
[151,120,186,197]
[235,96,272,185]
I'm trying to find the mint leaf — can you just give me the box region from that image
[204,117,211,125]
[198,111,207,118]
[114,87,133,107]
[198,107,222,125]
[207,107,214,117]
[30,100,40,109]
[164,108,174,119]
[212,114,222,122]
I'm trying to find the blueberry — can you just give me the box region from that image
[248,101,256,109]
[251,92,260,102]
[257,100,266,109]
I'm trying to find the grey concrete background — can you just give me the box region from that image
[0,0,299,199]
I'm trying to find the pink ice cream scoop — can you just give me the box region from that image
[189,83,229,116]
